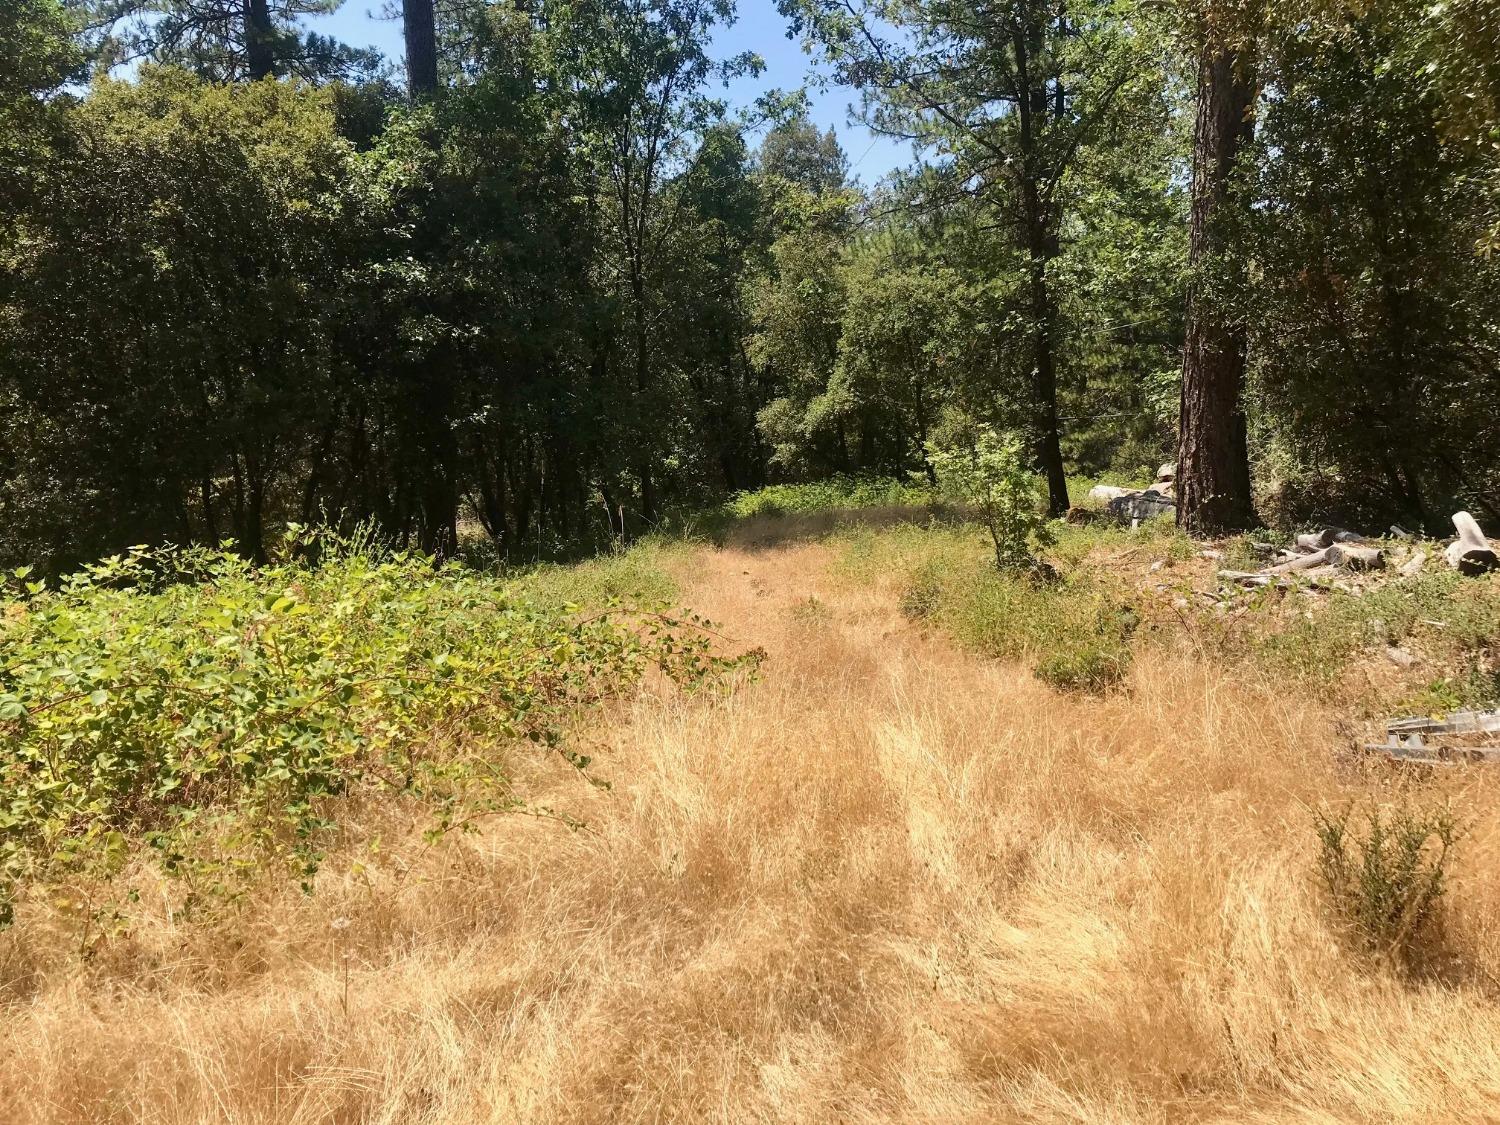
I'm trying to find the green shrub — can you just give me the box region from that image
[1034,642,1133,694]
[1314,802,1460,966]
[898,568,943,620]
[508,538,681,609]
[0,530,746,921]
[927,424,1052,571]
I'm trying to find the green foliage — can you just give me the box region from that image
[1315,801,1460,966]
[0,529,748,922]
[1033,643,1132,694]
[507,539,683,610]
[0,0,83,99]
[722,477,937,520]
[928,423,1052,571]
[1246,11,1500,530]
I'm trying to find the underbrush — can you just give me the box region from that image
[842,523,1138,692]
[0,531,744,924]
[721,477,937,520]
[1254,569,1500,710]
[506,537,683,609]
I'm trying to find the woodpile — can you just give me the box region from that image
[1089,463,1178,527]
[1217,511,1497,590]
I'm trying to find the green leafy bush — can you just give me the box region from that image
[927,424,1052,571]
[1315,802,1460,966]
[0,530,747,921]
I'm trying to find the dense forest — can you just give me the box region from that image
[2,0,1498,571]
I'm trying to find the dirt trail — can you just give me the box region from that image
[6,535,1500,1123]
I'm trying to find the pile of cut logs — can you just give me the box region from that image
[1218,511,1498,590]
[1087,463,1177,526]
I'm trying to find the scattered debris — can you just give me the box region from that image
[1219,522,1402,589]
[1445,511,1498,575]
[1365,709,1500,765]
[1384,645,1416,668]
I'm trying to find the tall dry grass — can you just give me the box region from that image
[4,537,1500,1122]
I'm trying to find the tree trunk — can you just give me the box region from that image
[1013,24,1070,518]
[403,0,439,97]
[245,0,275,80]
[1177,44,1258,535]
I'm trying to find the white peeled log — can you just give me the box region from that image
[1268,546,1333,575]
[1446,511,1499,575]
[1399,549,1427,578]
[1088,485,1132,504]
[1328,542,1385,571]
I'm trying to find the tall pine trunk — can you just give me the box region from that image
[245,0,274,79]
[1177,45,1257,534]
[1014,24,1070,517]
[403,0,438,96]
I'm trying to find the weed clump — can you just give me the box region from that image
[1314,801,1461,967]
[1034,642,1132,693]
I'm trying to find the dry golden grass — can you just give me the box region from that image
[4,531,1500,1122]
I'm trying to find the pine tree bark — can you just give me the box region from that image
[403,0,438,97]
[1013,24,1070,517]
[1177,44,1258,534]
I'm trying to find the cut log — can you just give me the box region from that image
[1399,549,1427,579]
[1446,511,1498,575]
[1219,570,1289,588]
[1328,543,1384,571]
[1268,546,1332,574]
[1294,527,1364,553]
[1088,485,1132,504]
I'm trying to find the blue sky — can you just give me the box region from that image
[303,0,914,182]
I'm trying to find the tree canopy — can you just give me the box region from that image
[0,0,1497,570]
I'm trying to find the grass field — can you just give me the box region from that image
[3,504,1500,1122]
